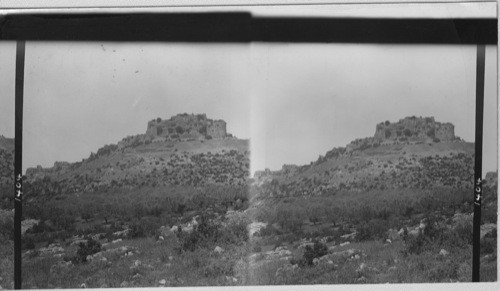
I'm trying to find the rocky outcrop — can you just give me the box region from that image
[146,113,228,141]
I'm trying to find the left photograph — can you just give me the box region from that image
[0,42,253,288]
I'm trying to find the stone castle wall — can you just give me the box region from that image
[374,116,455,143]
[146,113,227,141]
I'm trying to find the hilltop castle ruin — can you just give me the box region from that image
[146,113,229,141]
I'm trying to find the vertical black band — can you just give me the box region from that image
[472,44,485,282]
[14,40,25,290]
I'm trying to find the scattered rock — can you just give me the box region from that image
[327,245,337,252]
[91,233,105,241]
[408,228,420,237]
[387,228,400,241]
[113,229,130,238]
[341,232,356,240]
[248,221,268,237]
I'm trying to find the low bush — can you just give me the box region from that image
[128,216,161,238]
[356,219,388,241]
[481,228,497,255]
[303,240,328,266]
[72,237,102,264]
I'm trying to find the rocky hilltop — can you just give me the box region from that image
[146,113,230,141]
[254,116,475,197]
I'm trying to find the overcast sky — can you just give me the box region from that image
[0,42,497,175]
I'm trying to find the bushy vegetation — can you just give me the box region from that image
[302,241,328,266]
[73,238,102,264]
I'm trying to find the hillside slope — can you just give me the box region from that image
[24,114,250,199]
[0,136,14,208]
[254,117,475,198]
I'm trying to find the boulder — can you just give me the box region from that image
[387,228,400,241]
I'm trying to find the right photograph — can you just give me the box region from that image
[246,43,497,284]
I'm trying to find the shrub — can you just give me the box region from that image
[176,213,222,252]
[175,126,184,134]
[427,128,436,138]
[221,213,250,245]
[403,233,428,255]
[22,235,35,250]
[128,216,161,238]
[356,219,388,241]
[303,240,328,266]
[0,214,14,240]
[73,237,101,264]
[481,228,497,255]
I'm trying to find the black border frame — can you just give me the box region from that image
[0,13,497,44]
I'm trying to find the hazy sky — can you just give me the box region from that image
[0,42,497,175]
